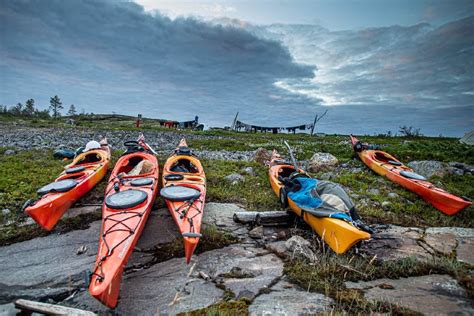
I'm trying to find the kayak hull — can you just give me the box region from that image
[26,141,110,230]
[89,149,159,308]
[269,151,370,254]
[350,135,471,215]
[162,139,206,264]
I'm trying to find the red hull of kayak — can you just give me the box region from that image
[350,135,471,215]
[89,147,159,308]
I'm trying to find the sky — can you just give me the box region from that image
[0,0,473,136]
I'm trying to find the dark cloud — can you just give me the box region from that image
[0,0,313,123]
[0,0,472,136]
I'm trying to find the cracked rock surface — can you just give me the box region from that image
[346,274,474,315]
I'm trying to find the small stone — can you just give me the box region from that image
[350,193,360,200]
[4,149,15,155]
[448,167,464,176]
[76,245,88,255]
[387,192,399,199]
[276,230,287,240]
[381,201,391,210]
[224,173,244,184]
[350,167,363,174]
[265,241,288,258]
[320,172,334,180]
[249,226,264,239]
[1,209,11,216]
[367,188,380,195]
[242,167,255,176]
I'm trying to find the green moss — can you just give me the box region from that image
[177,300,249,316]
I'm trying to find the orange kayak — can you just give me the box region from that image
[161,138,206,264]
[269,150,371,254]
[89,134,159,308]
[350,135,471,215]
[24,138,110,230]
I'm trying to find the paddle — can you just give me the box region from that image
[284,140,299,171]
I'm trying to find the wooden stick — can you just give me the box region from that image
[14,299,96,316]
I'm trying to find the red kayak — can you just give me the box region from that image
[161,138,206,264]
[350,135,471,215]
[89,134,159,308]
[24,138,110,230]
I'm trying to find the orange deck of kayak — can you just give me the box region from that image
[350,135,471,215]
[89,147,159,308]
[26,139,110,230]
[268,150,370,254]
[162,138,206,264]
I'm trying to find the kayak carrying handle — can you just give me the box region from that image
[182,232,202,238]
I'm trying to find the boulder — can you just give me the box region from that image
[407,160,447,178]
[285,236,316,263]
[306,153,338,173]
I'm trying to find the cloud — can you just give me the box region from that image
[254,17,474,110]
[0,0,313,123]
[0,0,472,136]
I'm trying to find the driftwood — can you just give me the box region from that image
[14,299,96,316]
[233,211,294,226]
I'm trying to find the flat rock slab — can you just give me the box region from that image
[0,221,101,304]
[361,225,430,262]
[424,227,474,266]
[346,274,474,315]
[68,257,223,315]
[249,281,333,316]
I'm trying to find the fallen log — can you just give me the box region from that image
[14,299,96,316]
[233,211,294,226]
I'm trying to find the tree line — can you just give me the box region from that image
[0,95,78,119]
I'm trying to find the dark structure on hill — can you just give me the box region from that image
[230,111,327,135]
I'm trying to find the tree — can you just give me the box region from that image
[10,103,23,116]
[399,125,422,138]
[24,99,35,116]
[49,95,63,119]
[67,104,77,117]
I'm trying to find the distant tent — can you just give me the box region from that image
[460,130,474,145]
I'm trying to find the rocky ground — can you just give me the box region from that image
[0,125,255,161]
[0,202,473,315]
[0,123,473,315]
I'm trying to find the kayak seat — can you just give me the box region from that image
[130,178,154,186]
[65,166,86,174]
[400,170,427,181]
[388,160,402,166]
[37,179,78,195]
[164,174,184,181]
[105,189,147,210]
[160,186,201,202]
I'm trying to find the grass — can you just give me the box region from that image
[284,251,471,314]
